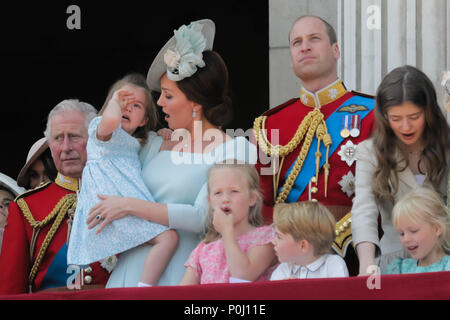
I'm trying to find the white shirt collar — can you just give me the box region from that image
[289,254,329,274]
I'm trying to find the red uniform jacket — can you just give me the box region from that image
[0,174,110,294]
[255,81,376,228]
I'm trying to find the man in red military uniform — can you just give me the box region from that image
[253,16,376,274]
[0,100,113,294]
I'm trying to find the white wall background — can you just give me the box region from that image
[269,0,450,114]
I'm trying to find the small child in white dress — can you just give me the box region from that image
[270,201,348,280]
[67,74,178,287]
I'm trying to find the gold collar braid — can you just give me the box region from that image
[17,194,77,290]
[55,173,79,192]
[254,108,332,204]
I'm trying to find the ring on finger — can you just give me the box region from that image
[95,215,103,221]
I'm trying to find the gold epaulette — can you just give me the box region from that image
[332,212,352,257]
[351,90,375,99]
[13,181,52,202]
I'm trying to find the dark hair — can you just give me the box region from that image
[372,65,450,202]
[24,148,57,189]
[291,15,337,45]
[41,148,57,183]
[100,73,159,145]
[176,50,233,127]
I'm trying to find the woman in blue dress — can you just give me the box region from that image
[87,19,257,287]
[67,73,178,287]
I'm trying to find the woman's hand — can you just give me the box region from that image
[156,128,174,141]
[87,194,129,234]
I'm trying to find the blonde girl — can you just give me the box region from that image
[180,161,276,284]
[385,187,450,274]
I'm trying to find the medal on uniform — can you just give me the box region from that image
[338,171,355,197]
[350,115,361,138]
[338,140,358,166]
[340,115,350,138]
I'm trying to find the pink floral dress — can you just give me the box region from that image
[185,225,275,284]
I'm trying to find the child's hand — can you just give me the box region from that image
[98,89,136,139]
[111,89,135,109]
[212,207,234,237]
[157,128,173,141]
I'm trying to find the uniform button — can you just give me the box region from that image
[84,267,93,274]
[84,275,93,284]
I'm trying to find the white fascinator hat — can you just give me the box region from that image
[146,19,216,92]
[0,172,25,197]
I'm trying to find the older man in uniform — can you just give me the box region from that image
[0,100,113,294]
[253,16,376,274]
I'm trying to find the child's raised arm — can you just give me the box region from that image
[213,209,275,281]
[97,90,135,141]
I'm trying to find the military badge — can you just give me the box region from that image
[328,88,338,100]
[337,104,369,113]
[338,140,358,167]
[100,255,118,273]
[301,93,309,105]
[338,171,355,197]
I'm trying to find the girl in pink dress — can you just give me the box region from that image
[180,162,277,285]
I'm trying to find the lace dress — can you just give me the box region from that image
[67,117,168,266]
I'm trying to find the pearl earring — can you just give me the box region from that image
[192,110,197,118]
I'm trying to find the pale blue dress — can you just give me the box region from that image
[384,255,450,275]
[67,116,168,266]
[106,134,257,287]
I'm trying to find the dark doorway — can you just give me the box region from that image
[0,1,269,179]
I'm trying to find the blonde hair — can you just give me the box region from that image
[392,187,450,255]
[203,160,263,244]
[273,201,336,256]
[99,73,159,145]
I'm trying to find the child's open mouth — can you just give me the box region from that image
[407,245,418,254]
[221,206,232,214]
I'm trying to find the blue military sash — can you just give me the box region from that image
[281,96,375,202]
[40,244,69,290]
